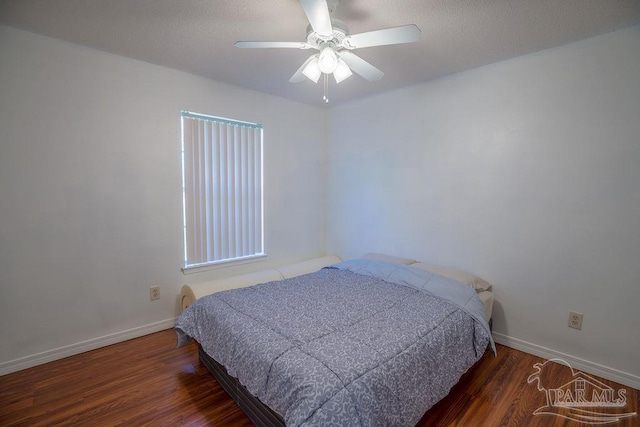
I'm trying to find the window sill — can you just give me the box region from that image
[181,254,268,275]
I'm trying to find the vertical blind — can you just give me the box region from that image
[181,111,264,268]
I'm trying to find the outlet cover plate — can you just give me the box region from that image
[568,311,583,330]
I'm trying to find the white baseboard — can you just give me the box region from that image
[3,322,638,392]
[493,332,640,390]
[0,317,177,376]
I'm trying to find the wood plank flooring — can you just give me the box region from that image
[1,329,638,426]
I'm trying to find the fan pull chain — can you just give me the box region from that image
[323,74,329,103]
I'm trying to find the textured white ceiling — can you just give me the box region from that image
[1,0,639,107]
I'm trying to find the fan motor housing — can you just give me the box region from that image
[306,19,349,47]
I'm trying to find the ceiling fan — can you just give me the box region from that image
[235,0,421,87]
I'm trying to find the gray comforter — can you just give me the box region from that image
[176,259,495,426]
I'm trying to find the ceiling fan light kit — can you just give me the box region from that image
[333,58,352,83]
[302,56,322,83]
[235,0,421,101]
[318,44,338,74]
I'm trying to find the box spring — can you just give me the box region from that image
[198,344,285,427]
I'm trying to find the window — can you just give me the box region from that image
[181,111,264,270]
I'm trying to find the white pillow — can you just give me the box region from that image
[412,262,492,291]
[362,253,416,265]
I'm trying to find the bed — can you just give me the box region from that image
[176,254,495,426]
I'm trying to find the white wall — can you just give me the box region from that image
[327,26,640,385]
[0,25,327,371]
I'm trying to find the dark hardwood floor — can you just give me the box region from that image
[1,329,637,426]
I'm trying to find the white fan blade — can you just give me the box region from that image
[289,55,317,83]
[235,41,308,49]
[339,51,384,81]
[300,0,333,37]
[344,24,421,49]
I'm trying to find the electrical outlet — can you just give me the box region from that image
[150,286,160,301]
[568,311,583,330]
